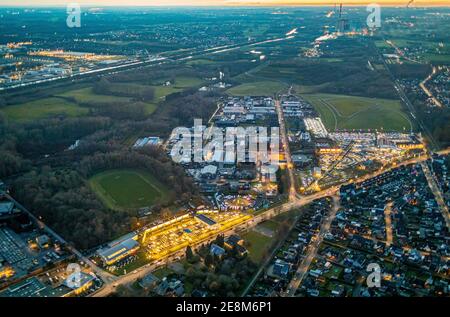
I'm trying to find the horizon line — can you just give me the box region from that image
[1,4,450,7]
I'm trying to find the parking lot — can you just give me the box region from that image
[144,211,252,260]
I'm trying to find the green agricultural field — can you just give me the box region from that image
[0,97,88,121]
[226,81,287,96]
[292,83,328,94]
[57,87,132,104]
[153,85,182,100]
[302,93,413,132]
[172,76,204,88]
[186,58,216,65]
[89,169,171,211]
[143,103,158,115]
[423,53,450,64]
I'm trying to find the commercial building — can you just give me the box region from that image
[97,232,140,266]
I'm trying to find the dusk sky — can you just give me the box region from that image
[0,0,448,7]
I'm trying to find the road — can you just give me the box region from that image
[385,40,421,64]
[375,38,439,150]
[93,188,339,297]
[2,34,296,93]
[420,161,450,230]
[274,95,297,201]
[384,202,394,246]
[241,212,300,297]
[0,191,117,284]
[3,144,445,297]
[92,147,450,296]
[419,66,443,108]
[284,194,340,296]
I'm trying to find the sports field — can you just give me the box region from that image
[302,93,413,132]
[226,81,287,96]
[89,169,170,211]
[0,97,88,121]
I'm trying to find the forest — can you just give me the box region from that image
[0,66,219,249]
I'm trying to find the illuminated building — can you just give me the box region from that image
[62,272,95,296]
[97,232,139,266]
[0,264,15,280]
[313,167,322,178]
[316,147,343,155]
[397,143,425,150]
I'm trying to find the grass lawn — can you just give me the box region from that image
[153,266,175,279]
[242,230,272,264]
[89,169,171,211]
[1,97,88,121]
[226,81,287,96]
[258,220,280,232]
[302,93,412,132]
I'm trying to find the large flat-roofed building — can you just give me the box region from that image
[195,213,217,226]
[0,202,14,216]
[304,117,328,139]
[0,272,95,297]
[0,277,47,297]
[97,232,140,266]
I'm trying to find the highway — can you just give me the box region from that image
[1,34,296,93]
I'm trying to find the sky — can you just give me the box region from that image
[0,0,448,6]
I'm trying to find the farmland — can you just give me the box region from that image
[302,93,413,132]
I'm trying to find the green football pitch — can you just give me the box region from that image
[89,169,170,211]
